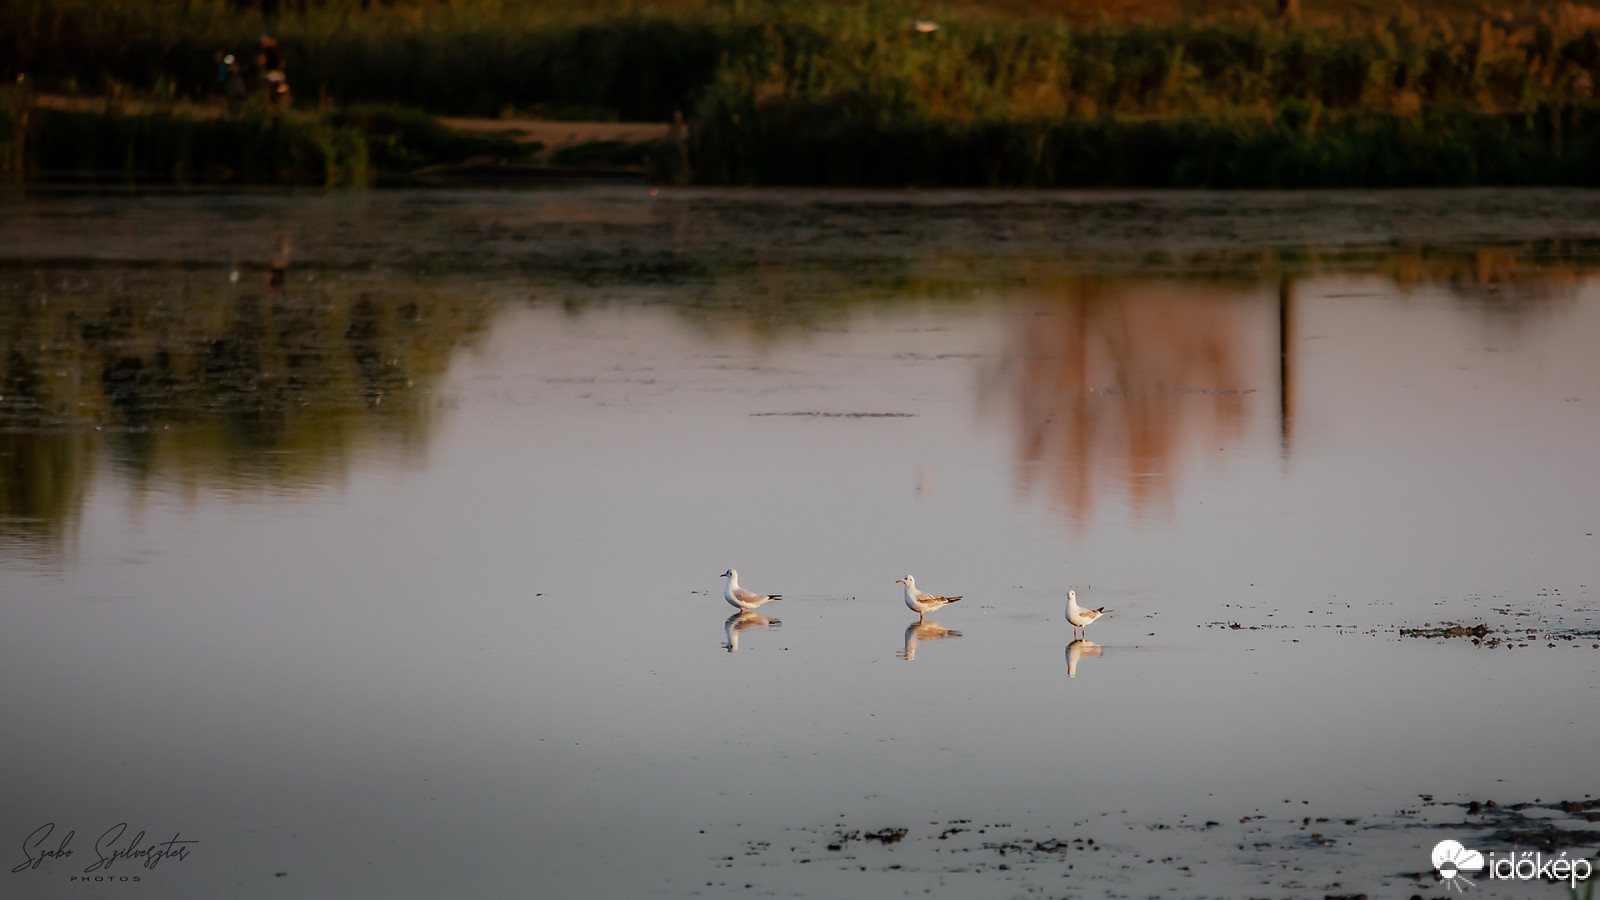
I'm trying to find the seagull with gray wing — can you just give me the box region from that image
[897,574,961,621]
[721,569,780,611]
[1066,589,1107,638]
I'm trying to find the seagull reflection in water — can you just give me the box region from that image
[1065,639,1103,678]
[897,621,963,661]
[723,610,780,653]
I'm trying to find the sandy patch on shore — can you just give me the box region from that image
[439,117,671,149]
[30,93,669,151]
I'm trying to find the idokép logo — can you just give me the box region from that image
[1432,839,1595,892]
[1432,840,1484,892]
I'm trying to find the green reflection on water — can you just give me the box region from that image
[1,207,1595,557]
[0,265,491,555]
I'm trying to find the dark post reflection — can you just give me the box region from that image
[1279,273,1295,458]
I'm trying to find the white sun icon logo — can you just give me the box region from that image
[1432,839,1485,892]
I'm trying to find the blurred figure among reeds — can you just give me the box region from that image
[255,35,289,109]
[214,50,244,113]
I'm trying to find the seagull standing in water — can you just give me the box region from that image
[721,569,780,612]
[897,574,961,621]
[1066,589,1107,638]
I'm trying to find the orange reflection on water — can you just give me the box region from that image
[983,278,1269,530]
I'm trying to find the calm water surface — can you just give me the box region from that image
[2,187,1599,899]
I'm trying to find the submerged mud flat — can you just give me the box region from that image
[695,793,1600,900]
[1,187,1598,899]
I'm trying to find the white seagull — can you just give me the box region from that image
[721,569,780,611]
[897,574,961,621]
[1066,589,1108,638]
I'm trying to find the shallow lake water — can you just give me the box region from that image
[2,187,1599,899]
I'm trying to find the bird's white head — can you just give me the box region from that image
[722,569,735,580]
[1067,589,1076,602]
[896,574,914,587]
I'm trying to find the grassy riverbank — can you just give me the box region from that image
[1,92,541,185]
[692,100,1600,187]
[5,0,1600,186]
[9,1,1600,119]
[19,104,372,185]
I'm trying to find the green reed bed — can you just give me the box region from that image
[5,95,537,184]
[676,3,1600,186]
[1,88,27,172]
[23,105,370,184]
[2,0,740,120]
[7,1,1600,119]
[6,1,1600,186]
[691,100,1600,187]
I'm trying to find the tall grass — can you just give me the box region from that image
[22,105,371,184]
[2,0,739,119]
[6,94,534,184]
[0,86,28,172]
[691,99,1600,187]
[6,1,1599,119]
[6,0,1600,185]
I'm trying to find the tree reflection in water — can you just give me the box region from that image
[1,227,1589,556]
[982,277,1264,530]
[978,245,1586,531]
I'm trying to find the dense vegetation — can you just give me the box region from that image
[4,0,1600,186]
